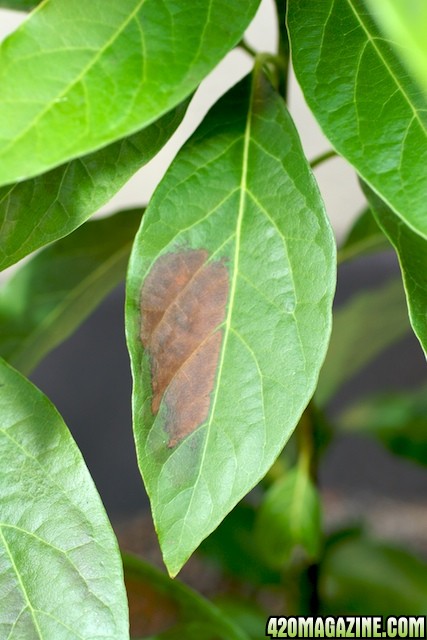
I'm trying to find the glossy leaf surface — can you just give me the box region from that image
[0,105,185,270]
[288,0,427,239]
[321,534,427,615]
[0,0,260,185]
[317,278,409,405]
[363,185,427,357]
[364,0,427,92]
[255,466,321,568]
[123,553,248,640]
[0,208,141,374]
[0,358,129,638]
[126,70,335,575]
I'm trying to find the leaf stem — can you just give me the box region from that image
[238,39,258,58]
[310,149,338,169]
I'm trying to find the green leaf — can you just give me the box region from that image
[338,207,389,264]
[0,358,129,638]
[123,553,249,640]
[0,1,37,10]
[364,0,427,93]
[0,105,185,270]
[287,0,427,239]
[320,534,427,615]
[340,386,427,467]
[254,466,321,568]
[0,208,141,375]
[0,0,261,186]
[126,69,335,576]
[317,278,410,405]
[363,184,427,357]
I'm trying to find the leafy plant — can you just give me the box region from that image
[0,0,426,637]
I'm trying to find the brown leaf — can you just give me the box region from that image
[140,249,229,447]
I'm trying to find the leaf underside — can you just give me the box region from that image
[0,104,185,271]
[0,0,260,186]
[0,358,129,638]
[126,70,335,576]
[287,0,427,239]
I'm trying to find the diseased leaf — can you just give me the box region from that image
[0,358,129,638]
[288,0,427,239]
[126,69,335,576]
[0,105,185,270]
[363,184,427,357]
[364,0,427,93]
[340,386,427,468]
[320,534,427,615]
[254,466,322,568]
[123,553,249,640]
[338,207,389,264]
[0,208,141,375]
[317,278,410,406]
[0,0,260,185]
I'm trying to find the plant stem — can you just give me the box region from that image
[274,0,290,100]
[310,149,338,169]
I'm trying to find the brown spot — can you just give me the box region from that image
[140,250,229,447]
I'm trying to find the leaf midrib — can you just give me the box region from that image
[173,73,256,561]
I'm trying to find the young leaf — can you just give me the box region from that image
[126,69,335,576]
[321,534,427,615]
[340,386,427,468]
[338,208,389,264]
[0,0,261,186]
[364,0,427,93]
[123,553,249,640]
[317,278,409,406]
[254,467,322,568]
[0,105,185,270]
[0,208,141,375]
[287,0,427,239]
[0,358,129,638]
[363,184,427,357]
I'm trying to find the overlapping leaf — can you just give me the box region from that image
[0,0,260,186]
[364,0,427,93]
[363,184,427,356]
[0,208,141,374]
[126,69,335,576]
[0,105,185,270]
[288,0,427,239]
[0,358,128,638]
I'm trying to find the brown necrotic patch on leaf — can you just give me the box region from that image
[140,249,229,447]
